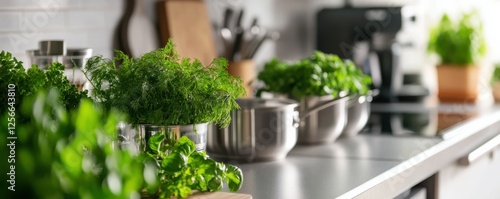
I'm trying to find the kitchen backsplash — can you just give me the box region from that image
[0,0,123,67]
[0,0,498,71]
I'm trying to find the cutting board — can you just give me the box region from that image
[157,0,217,66]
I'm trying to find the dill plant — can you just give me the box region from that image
[84,39,245,127]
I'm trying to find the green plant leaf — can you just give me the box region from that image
[173,136,196,156]
[225,165,243,192]
[207,176,223,192]
[161,153,187,173]
[148,133,165,153]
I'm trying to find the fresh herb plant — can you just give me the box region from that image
[0,90,150,199]
[427,12,486,66]
[0,51,88,117]
[144,134,243,198]
[0,89,243,199]
[84,39,245,127]
[257,51,372,100]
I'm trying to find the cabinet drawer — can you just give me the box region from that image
[438,135,500,199]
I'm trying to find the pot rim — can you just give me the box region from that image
[235,98,299,111]
[137,122,209,129]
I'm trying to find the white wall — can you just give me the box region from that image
[0,0,123,67]
[1,0,498,73]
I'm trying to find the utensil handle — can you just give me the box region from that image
[299,97,347,120]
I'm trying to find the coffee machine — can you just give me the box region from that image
[316,6,429,102]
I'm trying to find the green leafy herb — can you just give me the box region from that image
[144,134,244,198]
[257,51,372,100]
[0,51,88,118]
[427,12,486,66]
[0,89,148,199]
[84,39,245,127]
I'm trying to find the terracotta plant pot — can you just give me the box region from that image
[492,82,500,102]
[436,64,480,103]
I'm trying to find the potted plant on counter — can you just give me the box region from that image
[0,90,243,199]
[84,39,245,151]
[427,12,487,103]
[0,51,88,117]
[492,64,500,102]
[257,51,372,143]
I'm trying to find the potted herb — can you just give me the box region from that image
[84,39,245,151]
[0,90,148,199]
[492,64,500,102]
[427,12,487,102]
[257,51,372,143]
[0,51,88,117]
[0,90,243,199]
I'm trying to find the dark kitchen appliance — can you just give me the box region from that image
[316,7,429,103]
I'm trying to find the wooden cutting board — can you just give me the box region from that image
[157,0,217,66]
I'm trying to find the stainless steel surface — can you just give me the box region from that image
[26,49,63,68]
[63,48,93,68]
[458,133,500,166]
[341,95,372,137]
[297,95,348,144]
[207,98,299,162]
[223,156,400,199]
[291,135,442,161]
[39,40,65,55]
[119,123,208,153]
[27,45,93,91]
[223,104,500,199]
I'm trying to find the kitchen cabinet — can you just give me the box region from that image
[436,133,500,199]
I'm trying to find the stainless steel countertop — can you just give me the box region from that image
[224,104,500,199]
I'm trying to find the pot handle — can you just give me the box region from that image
[292,111,300,128]
[299,97,347,120]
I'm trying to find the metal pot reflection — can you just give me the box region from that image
[118,123,208,154]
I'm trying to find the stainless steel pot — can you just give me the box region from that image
[340,95,372,137]
[297,95,348,144]
[118,123,208,154]
[63,48,93,69]
[207,98,299,162]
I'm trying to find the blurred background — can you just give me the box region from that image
[0,0,499,96]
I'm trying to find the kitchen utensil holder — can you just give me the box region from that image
[228,59,255,98]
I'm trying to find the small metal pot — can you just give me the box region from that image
[118,123,208,154]
[340,95,372,138]
[63,48,93,69]
[297,95,348,144]
[207,98,299,162]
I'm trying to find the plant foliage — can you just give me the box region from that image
[257,51,372,100]
[84,39,245,127]
[0,51,88,118]
[0,89,243,199]
[0,90,149,199]
[144,134,243,198]
[427,12,487,66]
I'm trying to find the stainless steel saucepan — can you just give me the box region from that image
[207,98,299,162]
[296,95,348,144]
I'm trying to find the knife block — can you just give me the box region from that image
[228,60,255,98]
